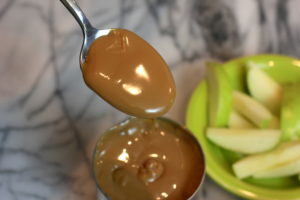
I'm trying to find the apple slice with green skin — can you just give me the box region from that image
[281,83,300,141]
[247,63,283,115]
[206,62,232,127]
[233,141,300,179]
[253,158,300,178]
[228,110,255,128]
[233,91,279,129]
[206,128,280,154]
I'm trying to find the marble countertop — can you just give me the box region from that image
[1,0,300,199]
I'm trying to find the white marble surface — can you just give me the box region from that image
[1,0,300,199]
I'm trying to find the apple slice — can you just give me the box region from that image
[247,63,283,115]
[228,110,255,128]
[206,128,280,154]
[233,91,279,129]
[253,158,300,178]
[233,141,300,179]
[206,62,232,127]
[281,83,300,141]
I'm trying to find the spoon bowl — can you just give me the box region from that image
[60,0,176,118]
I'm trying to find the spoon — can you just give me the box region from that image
[60,0,176,118]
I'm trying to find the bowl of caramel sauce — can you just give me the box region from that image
[93,117,205,200]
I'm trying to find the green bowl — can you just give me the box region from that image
[186,54,300,200]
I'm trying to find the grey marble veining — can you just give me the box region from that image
[1,0,300,199]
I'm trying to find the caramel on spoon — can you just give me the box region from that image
[60,0,175,117]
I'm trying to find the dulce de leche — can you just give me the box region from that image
[83,29,176,118]
[94,118,205,200]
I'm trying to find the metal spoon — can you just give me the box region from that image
[59,0,176,118]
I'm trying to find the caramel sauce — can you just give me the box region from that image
[83,29,204,200]
[83,29,176,118]
[94,118,204,200]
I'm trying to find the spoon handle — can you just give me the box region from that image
[60,0,95,35]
